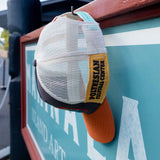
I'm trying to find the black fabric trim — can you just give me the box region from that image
[35,68,100,114]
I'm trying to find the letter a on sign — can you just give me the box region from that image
[116,96,147,160]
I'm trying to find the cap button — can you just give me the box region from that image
[33,59,37,67]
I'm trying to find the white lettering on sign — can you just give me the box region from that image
[32,66,36,99]
[49,134,66,160]
[50,107,59,125]
[45,103,48,113]
[116,96,147,160]
[87,133,106,160]
[37,91,43,107]
[32,107,66,159]
[64,111,79,146]
[26,62,31,94]
[32,108,48,143]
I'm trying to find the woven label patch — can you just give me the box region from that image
[85,53,110,103]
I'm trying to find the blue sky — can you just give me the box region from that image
[0,0,7,11]
[0,0,7,37]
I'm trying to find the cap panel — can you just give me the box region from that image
[35,16,106,64]
[35,15,110,105]
[37,61,68,102]
[37,57,89,104]
[81,24,106,54]
[35,12,110,106]
[35,67,100,113]
[66,17,81,103]
[35,18,66,61]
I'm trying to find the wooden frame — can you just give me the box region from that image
[20,0,160,159]
[20,27,43,160]
[76,0,160,28]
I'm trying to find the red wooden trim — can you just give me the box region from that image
[22,128,41,160]
[77,0,160,20]
[20,33,41,160]
[77,0,160,27]
[100,3,160,28]
[20,26,44,43]
[20,40,26,129]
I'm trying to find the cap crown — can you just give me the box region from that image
[34,12,109,113]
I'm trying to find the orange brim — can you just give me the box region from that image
[82,97,115,143]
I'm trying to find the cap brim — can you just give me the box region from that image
[82,97,115,143]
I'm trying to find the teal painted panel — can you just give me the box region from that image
[25,17,160,160]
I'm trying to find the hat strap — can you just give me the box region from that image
[67,11,100,103]
[75,11,96,23]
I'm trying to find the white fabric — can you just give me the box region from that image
[66,20,81,102]
[35,15,106,104]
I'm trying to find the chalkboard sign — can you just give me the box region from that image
[21,1,160,159]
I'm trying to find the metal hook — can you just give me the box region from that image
[71,6,76,15]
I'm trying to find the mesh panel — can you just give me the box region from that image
[35,16,106,61]
[35,19,66,61]
[35,15,106,104]
[37,59,89,104]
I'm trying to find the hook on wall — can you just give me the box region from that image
[71,6,76,15]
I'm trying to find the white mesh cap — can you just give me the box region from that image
[34,12,115,143]
[34,12,109,113]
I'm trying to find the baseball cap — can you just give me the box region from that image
[34,11,115,143]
